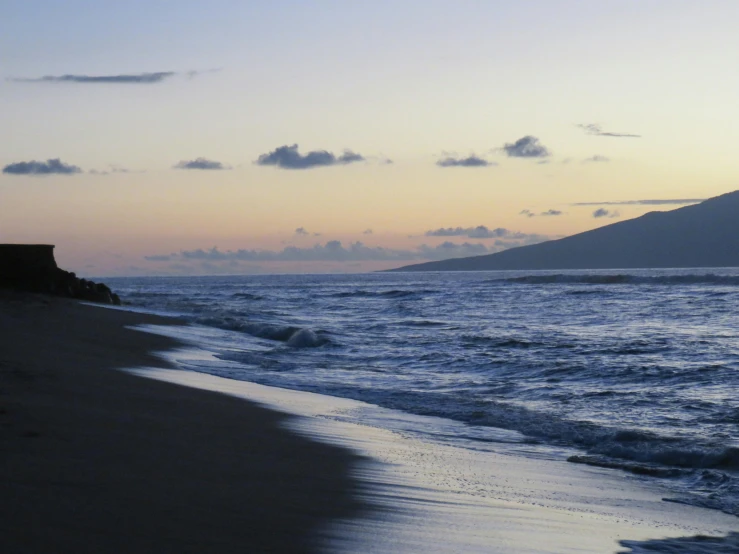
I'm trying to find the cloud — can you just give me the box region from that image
[174,157,228,170]
[424,225,548,242]
[147,242,492,263]
[152,241,511,265]
[10,69,219,85]
[89,165,131,175]
[577,123,641,138]
[593,208,620,219]
[583,155,610,163]
[145,231,555,268]
[426,225,511,238]
[2,158,82,175]
[363,229,373,235]
[436,155,495,168]
[13,71,176,84]
[501,136,551,158]
[295,227,309,236]
[255,144,365,169]
[573,198,705,206]
[520,209,563,217]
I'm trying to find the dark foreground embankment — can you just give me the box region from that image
[0,244,120,304]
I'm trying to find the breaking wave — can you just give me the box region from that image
[619,532,739,553]
[194,316,330,348]
[328,289,438,299]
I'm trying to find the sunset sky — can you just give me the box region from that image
[2,1,738,275]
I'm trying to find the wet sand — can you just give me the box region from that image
[134,351,739,554]
[0,292,364,553]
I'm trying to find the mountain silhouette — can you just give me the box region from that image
[390,191,739,271]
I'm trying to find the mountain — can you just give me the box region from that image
[389,191,739,272]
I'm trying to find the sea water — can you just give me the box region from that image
[106,269,739,521]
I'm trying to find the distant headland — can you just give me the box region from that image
[388,191,739,272]
[0,244,120,304]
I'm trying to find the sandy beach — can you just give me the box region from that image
[3,290,739,554]
[0,291,364,553]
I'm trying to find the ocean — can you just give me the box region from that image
[107,268,739,523]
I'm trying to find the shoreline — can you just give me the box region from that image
[4,290,738,553]
[0,291,365,553]
[130,326,739,553]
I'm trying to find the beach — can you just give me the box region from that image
[0,291,364,553]
[3,287,739,554]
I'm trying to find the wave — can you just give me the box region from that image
[565,288,612,295]
[194,316,330,348]
[231,292,264,300]
[619,532,739,553]
[396,319,447,327]
[328,289,438,299]
[354,388,739,477]
[460,336,537,349]
[490,274,739,286]
[241,323,330,348]
[567,455,688,477]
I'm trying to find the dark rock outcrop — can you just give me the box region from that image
[0,244,120,305]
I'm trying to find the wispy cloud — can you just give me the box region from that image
[436,155,495,168]
[593,208,620,219]
[2,158,82,175]
[295,227,310,236]
[10,69,218,85]
[520,209,563,217]
[573,198,705,206]
[89,165,132,175]
[501,136,551,158]
[583,155,610,163]
[577,123,641,138]
[174,158,228,170]
[363,229,373,235]
[256,144,364,170]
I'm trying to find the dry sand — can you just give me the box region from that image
[0,291,364,553]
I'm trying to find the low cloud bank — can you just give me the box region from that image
[146,242,484,263]
[425,225,532,239]
[145,232,552,266]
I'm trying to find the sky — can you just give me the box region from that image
[1,0,738,276]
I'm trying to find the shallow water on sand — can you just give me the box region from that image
[128,365,739,553]
[108,269,739,521]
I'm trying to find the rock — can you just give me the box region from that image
[0,244,121,305]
